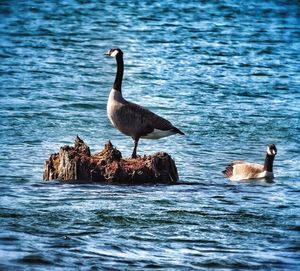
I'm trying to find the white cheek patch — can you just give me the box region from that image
[267,147,276,155]
[110,50,118,57]
[267,146,272,155]
[267,147,272,155]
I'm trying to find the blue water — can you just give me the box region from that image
[1,0,300,270]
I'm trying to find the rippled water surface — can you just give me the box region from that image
[1,0,300,270]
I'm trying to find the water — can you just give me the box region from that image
[1,0,300,270]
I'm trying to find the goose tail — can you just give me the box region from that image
[172,127,185,135]
[222,164,233,178]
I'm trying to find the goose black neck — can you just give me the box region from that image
[263,153,275,172]
[113,54,124,92]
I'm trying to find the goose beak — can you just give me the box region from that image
[104,50,110,56]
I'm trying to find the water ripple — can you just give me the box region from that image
[0,0,300,270]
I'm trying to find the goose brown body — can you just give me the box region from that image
[222,144,277,181]
[105,48,184,158]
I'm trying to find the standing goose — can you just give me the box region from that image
[222,144,277,181]
[105,48,184,158]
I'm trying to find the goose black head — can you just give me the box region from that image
[104,48,123,57]
[267,144,277,156]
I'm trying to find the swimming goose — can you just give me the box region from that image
[222,144,277,181]
[105,48,184,158]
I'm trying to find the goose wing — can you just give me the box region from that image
[116,102,180,137]
[223,161,264,180]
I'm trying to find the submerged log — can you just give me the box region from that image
[43,136,178,184]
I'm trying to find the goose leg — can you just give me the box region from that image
[132,137,139,158]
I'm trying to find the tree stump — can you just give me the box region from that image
[43,136,179,184]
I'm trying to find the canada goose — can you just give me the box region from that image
[222,144,277,181]
[105,48,184,158]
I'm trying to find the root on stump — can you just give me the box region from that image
[43,136,179,184]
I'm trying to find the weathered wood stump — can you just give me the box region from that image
[43,136,179,184]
